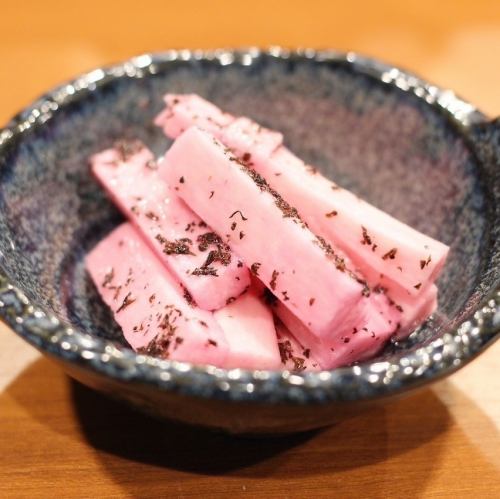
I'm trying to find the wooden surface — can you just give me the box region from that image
[1,1,499,497]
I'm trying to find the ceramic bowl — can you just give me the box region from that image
[0,48,498,434]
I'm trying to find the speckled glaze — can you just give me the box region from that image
[0,49,498,434]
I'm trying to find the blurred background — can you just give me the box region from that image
[1,0,500,125]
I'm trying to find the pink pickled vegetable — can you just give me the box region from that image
[276,292,401,369]
[155,94,449,299]
[160,126,372,342]
[391,284,437,340]
[91,141,250,311]
[274,283,436,367]
[155,94,233,138]
[214,289,281,370]
[86,93,448,371]
[85,223,228,365]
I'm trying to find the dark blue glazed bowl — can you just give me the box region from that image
[0,49,498,434]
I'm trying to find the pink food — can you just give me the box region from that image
[391,284,438,339]
[160,126,373,343]
[259,276,399,368]
[275,290,401,369]
[155,94,233,138]
[273,282,436,368]
[214,288,281,370]
[155,94,449,300]
[85,223,228,365]
[91,142,250,311]
[85,93,448,371]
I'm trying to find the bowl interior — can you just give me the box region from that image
[0,55,494,364]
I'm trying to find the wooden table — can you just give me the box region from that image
[1,1,499,497]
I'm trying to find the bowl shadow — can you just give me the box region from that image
[3,357,456,497]
[69,376,450,480]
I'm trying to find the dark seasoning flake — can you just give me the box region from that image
[101,267,124,301]
[116,292,136,313]
[155,226,232,278]
[193,232,232,276]
[145,211,159,221]
[420,255,432,269]
[382,248,398,260]
[112,286,122,301]
[361,226,372,245]
[278,339,306,372]
[229,210,248,221]
[182,285,197,307]
[137,302,190,358]
[250,262,261,276]
[191,266,218,277]
[102,268,115,288]
[155,234,194,256]
[270,270,279,291]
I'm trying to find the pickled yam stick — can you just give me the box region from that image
[214,288,281,370]
[91,142,250,311]
[160,126,370,342]
[86,223,228,366]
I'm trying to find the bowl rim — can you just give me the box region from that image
[0,47,498,405]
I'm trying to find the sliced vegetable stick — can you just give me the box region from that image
[160,126,370,341]
[155,94,449,297]
[85,223,229,366]
[275,281,436,367]
[268,273,435,367]
[391,284,437,340]
[91,142,250,311]
[275,294,401,369]
[214,288,281,370]
[154,94,233,138]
